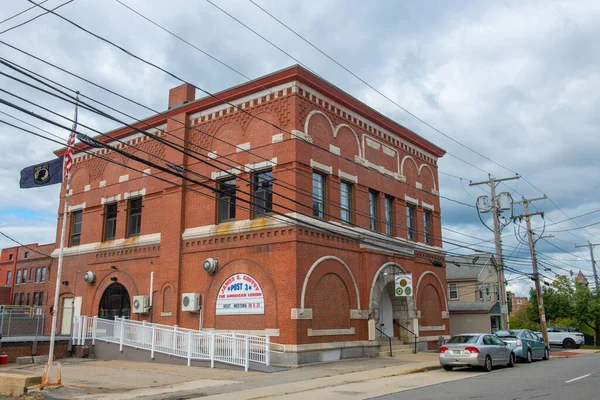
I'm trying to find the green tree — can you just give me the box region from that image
[572,283,600,345]
[510,306,539,330]
[526,275,575,326]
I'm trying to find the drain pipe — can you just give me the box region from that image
[149,271,154,323]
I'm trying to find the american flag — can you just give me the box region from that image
[64,101,79,176]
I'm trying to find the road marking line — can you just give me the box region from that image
[565,374,591,383]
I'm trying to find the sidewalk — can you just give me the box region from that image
[1,353,441,399]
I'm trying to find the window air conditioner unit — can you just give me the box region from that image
[182,293,201,312]
[132,295,149,314]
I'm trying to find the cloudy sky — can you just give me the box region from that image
[1,0,599,295]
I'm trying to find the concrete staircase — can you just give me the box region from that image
[376,337,415,357]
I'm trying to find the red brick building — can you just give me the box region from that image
[508,292,528,317]
[47,65,448,363]
[0,243,53,307]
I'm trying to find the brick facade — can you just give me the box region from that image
[37,65,448,359]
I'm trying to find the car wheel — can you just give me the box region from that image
[563,338,576,349]
[508,352,515,367]
[483,355,493,372]
[526,349,532,363]
[543,348,549,360]
[443,366,453,371]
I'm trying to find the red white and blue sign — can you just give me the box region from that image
[216,274,265,315]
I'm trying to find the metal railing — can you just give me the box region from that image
[72,316,284,370]
[376,325,393,356]
[0,306,47,337]
[394,320,418,354]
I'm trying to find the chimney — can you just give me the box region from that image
[168,83,196,109]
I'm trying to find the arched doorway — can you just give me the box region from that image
[98,283,131,320]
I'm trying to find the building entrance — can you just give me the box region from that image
[98,283,131,320]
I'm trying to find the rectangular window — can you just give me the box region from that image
[22,269,27,283]
[9,254,13,261]
[406,204,416,241]
[253,170,273,217]
[70,210,82,246]
[24,251,28,258]
[448,283,459,300]
[19,293,24,305]
[35,268,41,282]
[104,203,118,241]
[478,283,483,301]
[384,195,394,235]
[369,190,378,231]
[340,181,352,224]
[485,283,490,297]
[38,292,44,306]
[127,197,143,237]
[41,267,47,282]
[26,293,30,305]
[16,269,21,285]
[312,172,326,218]
[12,293,18,305]
[29,268,33,281]
[217,178,236,222]
[423,209,433,245]
[6,270,11,286]
[33,292,38,307]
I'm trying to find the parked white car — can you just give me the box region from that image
[536,326,584,349]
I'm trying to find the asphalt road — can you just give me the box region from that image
[372,354,600,400]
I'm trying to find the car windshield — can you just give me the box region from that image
[447,335,479,344]
[495,330,520,337]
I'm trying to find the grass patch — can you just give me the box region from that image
[580,345,600,350]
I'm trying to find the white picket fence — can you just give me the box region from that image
[72,316,281,371]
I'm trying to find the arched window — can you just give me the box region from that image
[98,283,131,320]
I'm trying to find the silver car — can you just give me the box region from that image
[439,333,516,372]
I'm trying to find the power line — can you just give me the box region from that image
[0,0,74,35]
[0,231,51,257]
[0,0,49,26]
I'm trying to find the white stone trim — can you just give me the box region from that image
[419,325,446,332]
[68,189,73,196]
[50,233,161,258]
[204,328,280,337]
[310,159,332,174]
[382,145,395,157]
[365,136,381,150]
[124,188,147,200]
[338,170,358,184]
[67,202,86,212]
[415,182,423,189]
[208,151,217,159]
[236,142,250,153]
[420,335,450,342]
[291,308,312,320]
[211,167,243,180]
[350,309,369,320]
[83,185,90,192]
[272,133,283,143]
[290,129,313,143]
[300,256,361,310]
[405,195,418,205]
[244,158,277,172]
[101,194,121,205]
[329,144,340,155]
[189,82,295,121]
[282,340,377,353]
[99,180,106,188]
[161,312,172,317]
[422,202,434,211]
[119,174,129,183]
[143,169,151,176]
[308,328,355,337]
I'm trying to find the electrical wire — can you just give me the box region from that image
[0,0,74,35]
[0,0,49,25]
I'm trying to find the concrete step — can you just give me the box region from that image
[377,348,416,357]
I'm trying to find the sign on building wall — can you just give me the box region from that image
[216,273,265,315]
[395,273,413,297]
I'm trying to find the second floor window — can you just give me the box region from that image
[41,267,47,282]
[253,170,273,217]
[423,209,433,245]
[478,283,483,301]
[16,269,21,285]
[38,291,44,306]
[449,283,459,299]
[384,195,394,235]
[22,269,27,283]
[71,210,82,246]
[406,204,416,241]
[6,270,11,286]
[35,267,41,282]
[9,254,13,261]
[33,292,38,306]
[217,178,236,222]
[104,203,118,241]
[312,172,326,218]
[340,181,352,224]
[127,197,142,237]
[369,190,378,231]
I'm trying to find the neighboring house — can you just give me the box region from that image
[445,254,501,335]
[509,293,528,317]
[0,243,54,307]
[42,64,449,363]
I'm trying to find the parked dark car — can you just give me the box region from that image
[495,329,549,362]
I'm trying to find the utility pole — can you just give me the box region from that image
[513,196,548,344]
[470,175,519,330]
[575,242,600,290]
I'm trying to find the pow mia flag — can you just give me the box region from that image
[19,156,64,189]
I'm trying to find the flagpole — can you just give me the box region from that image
[43,94,79,386]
